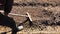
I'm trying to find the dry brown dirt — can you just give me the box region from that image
[0,0,60,34]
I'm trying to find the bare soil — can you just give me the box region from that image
[0,0,60,34]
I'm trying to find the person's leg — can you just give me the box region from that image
[9,18,19,34]
[4,0,13,16]
[12,27,18,34]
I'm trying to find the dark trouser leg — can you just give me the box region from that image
[10,24,18,34]
[12,28,18,34]
[4,0,13,16]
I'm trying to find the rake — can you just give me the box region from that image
[0,10,33,34]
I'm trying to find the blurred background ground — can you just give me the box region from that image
[0,0,60,34]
